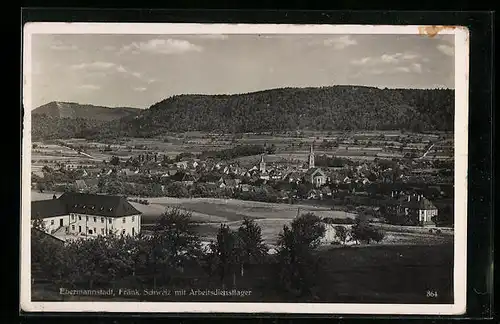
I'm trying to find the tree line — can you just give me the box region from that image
[32,209,385,301]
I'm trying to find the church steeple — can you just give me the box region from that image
[308,144,315,169]
[259,154,266,173]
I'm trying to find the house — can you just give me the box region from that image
[161,169,178,178]
[401,194,439,226]
[180,173,197,186]
[304,168,328,188]
[220,178,240,189]
[307,189,322,200]
[283,171,303,183]
[259,171,270,181]
[175,161,189,169]
[320,186,333,197]
[240,184,253,192]
[120,168,139,176]
[31,192,142,239]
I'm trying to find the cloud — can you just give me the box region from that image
[351,57,372,65]
[411,63,422,73]
[381,53,403,63]
[70,62,143,79]
[147,79,156,84]
[120,38,203,55]
[395,66,411,73]
[133,87,147,92]
[103,45,116,51]
[50,40,78,51]
[437,44,454,56]
[71,62,116,70]
[402,53,419,60]
[323,36,357,49]
[78,84,100,90]
[351,52,421,67]
[116,65,127,73]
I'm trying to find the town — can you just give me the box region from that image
[31,130,454,237]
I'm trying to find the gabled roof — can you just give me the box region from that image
[400,195,437,210]
[32,192,142,219]
[32,199,67,219]
[305,167,326,177]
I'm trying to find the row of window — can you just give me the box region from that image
[68,215,135,223]
[72,204,113,212]
[70,225,135,236]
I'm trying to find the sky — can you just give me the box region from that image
[29,33,455,109]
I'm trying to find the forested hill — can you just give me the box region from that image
[33,101,141,121]
[31,101,141,140]
[96,86,453,138]
[32,86,454,140]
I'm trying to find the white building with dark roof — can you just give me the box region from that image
[31,192,142,240]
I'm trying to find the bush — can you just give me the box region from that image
[351,220,386,244]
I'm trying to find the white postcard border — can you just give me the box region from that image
[20,23,469,315]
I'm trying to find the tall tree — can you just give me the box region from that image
[275,213,326,298]
[149,208,201,287]
[204,224,239,288]
[236,218,268,277]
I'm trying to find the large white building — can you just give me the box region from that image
[31,192,142,240]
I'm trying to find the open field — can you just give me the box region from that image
[132,196,357,223]
[44,131,453,164]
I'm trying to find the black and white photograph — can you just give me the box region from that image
[21,23,469,315]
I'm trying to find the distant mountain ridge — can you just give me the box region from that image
[32,101,141,122]
[31,86,454,140]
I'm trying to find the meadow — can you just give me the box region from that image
[46,130,453,165]
[131,197,356,222]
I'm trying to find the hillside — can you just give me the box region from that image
[31,115,107,140]
[96,86,454,138]
[31,86,454,140]
[32,101,141,122]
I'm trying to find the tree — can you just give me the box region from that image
[31,229,72,286]
[37,182,46,193]
[165,182,189,198]
[297,183,312,199]
[236,218,268,277]
[275,213,326,298]
[204,224,239,288]
[110,156,120,166]
[334,225,348,245]
[350,219,385,244]
[148,208,202,287]
[289,213,326,249]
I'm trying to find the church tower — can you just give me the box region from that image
[308,144,315,169]
[259,154,266,173]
